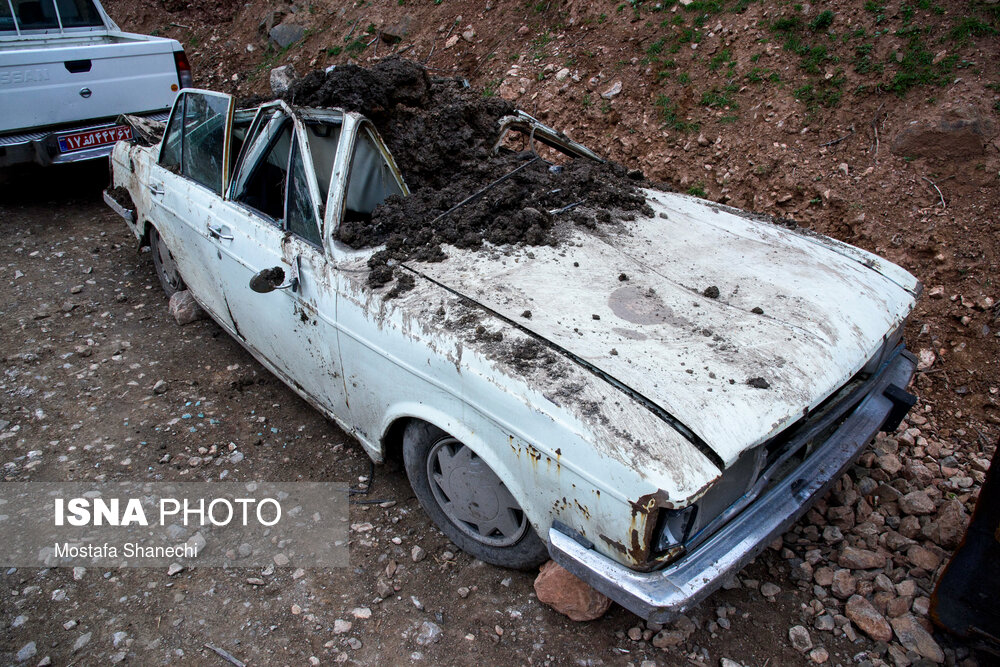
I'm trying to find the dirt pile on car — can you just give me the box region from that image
[283,58,653,287]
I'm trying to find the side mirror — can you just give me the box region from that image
[249,267,288,293]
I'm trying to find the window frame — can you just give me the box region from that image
[226,101,325,249]
[158,89,235,196]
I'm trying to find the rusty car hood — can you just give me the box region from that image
[408,189,919,467]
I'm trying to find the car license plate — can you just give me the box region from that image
[58,125,133,153]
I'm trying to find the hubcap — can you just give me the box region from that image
[427,437,528,547]
[152,231,182,292]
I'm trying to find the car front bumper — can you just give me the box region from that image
[548,347,917,623]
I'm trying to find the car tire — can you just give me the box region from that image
[402,421,548,570]
[149,225,185,297]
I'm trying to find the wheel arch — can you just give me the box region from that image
[377,405,549,539]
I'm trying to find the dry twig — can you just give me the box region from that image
[820,125,854,147]
[922,176,946,209]
[204,644,245,667]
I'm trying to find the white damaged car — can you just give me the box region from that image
[107,89,920,621]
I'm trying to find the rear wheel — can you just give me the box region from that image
[403,421,548,570]
[149,225,184,297]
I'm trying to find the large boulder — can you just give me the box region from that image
[269,23,306,49]
[891,105,995,159]
[270,65,298,97]
[533,560,612,621]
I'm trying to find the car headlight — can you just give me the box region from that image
[653,446,763,560]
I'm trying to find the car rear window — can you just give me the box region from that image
[1,0,103,33]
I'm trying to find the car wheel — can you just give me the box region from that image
[403,421,548,570]
[149,225,185,297]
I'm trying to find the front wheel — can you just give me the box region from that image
[149,225,184,297]
[403,421,548,570]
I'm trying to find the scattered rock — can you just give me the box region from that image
[415,620,442,646]
[601,81,623,99]
[411,545,426,562]
[270,65,298,97]
[845,595,893,642]
[650,616,696,648]
[890,614,944,663]
[533,560,612,622]
[899,491,936,516]
[168,290,205,326]
[788,625,813,652]
[16,642,36,663]
[838,545,886,569]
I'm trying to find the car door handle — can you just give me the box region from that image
[206,223,233,241]
[147,184,164,196]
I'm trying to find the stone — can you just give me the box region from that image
[814,567,834,587]
[845,595,893,642]
[839,545,885,570]
[627,626,643,641]
[167,563,184,576]
[906,545,941,572]
[444,34,459,49]
[831,569,857,599]
[650,615,695,648]
[351,607,372,619]
[789,625,813,652]
[555,67,571,81]
[533,560,612,622]
[168,290,205,326]
[601,81,622,99]
[270,65,298,97]
[16,642,36,662]
[921,499,968,549]
[891,106,996,159]
[414,621,442,646]
[899,491,935,516]
[761,582,780,597]
[333,619,352,634]
[461,27,475,42]
[411,545,426,562]
[269,23,306,48]
[73,632,92,652]
[153,379,168,394]
[815,614,835,632]
[809,647,829,664]
[891,614,944,663]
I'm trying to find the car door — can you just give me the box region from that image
[149,89,236,331]
[211,104,350,419]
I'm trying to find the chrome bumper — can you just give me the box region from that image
[548,348,917,623]
[0,111,169,168]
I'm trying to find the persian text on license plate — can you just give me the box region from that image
[58,126,132,153]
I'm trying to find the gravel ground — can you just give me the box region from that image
[0,160,991,667]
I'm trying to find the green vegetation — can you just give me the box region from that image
[655,95,699,132]
[687,185,708,197]
[886,38,958,95]
[700,82,739,109]
[809,10,834,32]
[949,17,997,44]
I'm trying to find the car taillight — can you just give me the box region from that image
[174,50,193,90]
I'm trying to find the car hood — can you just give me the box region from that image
[408,189,919,467]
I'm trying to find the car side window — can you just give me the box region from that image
[159,97,184,171]
[286,139,321,247]
[343,126,404,224]
[180,94,229,194]
[158,92,231,194]
[233,117,293,221]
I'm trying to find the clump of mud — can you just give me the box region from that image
[284,58,652,287]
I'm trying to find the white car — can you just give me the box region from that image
[107,90,920,622]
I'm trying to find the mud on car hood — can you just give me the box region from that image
[408,190,919,467]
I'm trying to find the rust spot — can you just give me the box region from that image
[599,534,627,555]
